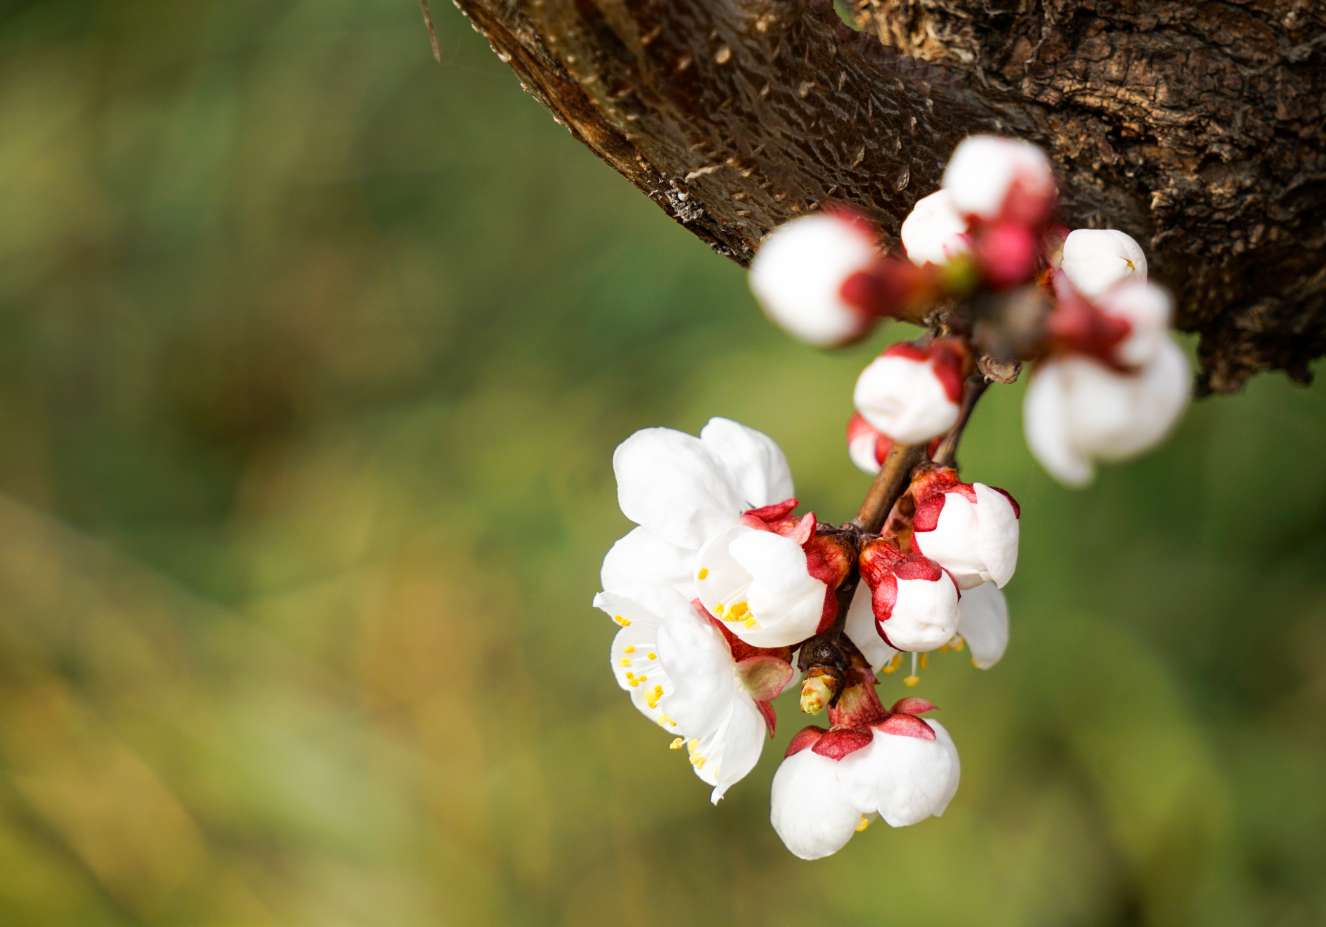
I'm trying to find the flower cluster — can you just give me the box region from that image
[594,135,1193,859]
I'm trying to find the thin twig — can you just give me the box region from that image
[852,443,927,534]
[420,0,442,64]
[931,375,990,468]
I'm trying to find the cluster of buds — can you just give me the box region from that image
[594,135,1193,859]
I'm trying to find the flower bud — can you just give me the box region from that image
[853,340,966,445]
[911,469,1021,590]
[770,739,865,860]
[1023,338,1190,487]
[943,135,1056,226]
[799,669,840,716]
[900,189,971,266]
[749,213,880,346]
[859,540,960,652]
[1059,228,1148,298]
[849,719,961,827]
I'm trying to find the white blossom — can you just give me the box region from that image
[957,582,1010,670]
[770,747,865,860]
[912,479,1021,590]
[1023,338,1190,487]
[842,721,961,827]
[1060,228,1148,299]
[593,584,773,803]
[749,213,879,346]
[854,342,964,444]
[943,135,1056,223]
[607,419,826,647]
[900,189,971,266]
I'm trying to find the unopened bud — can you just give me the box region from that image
[800,668,841,715]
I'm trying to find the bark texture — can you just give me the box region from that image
[450,0,1326,392]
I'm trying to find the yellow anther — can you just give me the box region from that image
[623,645,636,654]
[950,635,965,652]
[743,618,757,629]
[613,615,631,627]
[697,567,710,580]
[903,674,920,688]
[715,603,726,616]
[669,737,685,750]
[691,756,706,770]
[646,685,664,709]
[1124,258,1136,272]
[619,658,632,667]
[729,601,749,618]
[659,713,678,727]
[882,655,901,675]
[855,815,871,833]
[647,651,657,660]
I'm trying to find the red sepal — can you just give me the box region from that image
[890,697,938,716]
[811,726,874,760]
[742,498,799,527]
[736,655,796,703]
[873,714,937,741]
[785,725,826,757]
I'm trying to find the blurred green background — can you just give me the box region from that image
[2,2,1325,925]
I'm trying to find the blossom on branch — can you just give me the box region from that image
[854,339,968,444]
[910,467,1021,590]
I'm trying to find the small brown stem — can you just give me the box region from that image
[852,442,927,534]
[931,375,990,468]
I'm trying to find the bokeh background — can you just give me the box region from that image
[2,2,1325,925]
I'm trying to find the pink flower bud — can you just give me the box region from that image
[853,340,966,445]
[943,135,1057,226]
[974,221,1041,289]
[911,469,1021,590]
[900,189,971,266]
[859,540,960,652]
[748,212,880,346]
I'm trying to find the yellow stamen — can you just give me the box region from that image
[613,615,631,627]
[950,635,965,652]
[646,685,664,709]
[855,815,871,833]
[647,651,657,660]
[903,674,920,688]
[660,713,678,727]
[623,645,636,654]
[882,655,901,675]
[697,567,710,580]
[728,601,749,620]
[619,658,632,667]
[669,737,685,750]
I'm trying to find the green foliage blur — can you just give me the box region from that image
[2,3,1325,925]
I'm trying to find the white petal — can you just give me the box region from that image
[1060,228,1148,299]
[654,605,743,737]
[900,189,971,266]
[600,527,694,595]
[957,583,1010,669]
[692,696,767,804]
[859,720,961,827]
[882,575,960,652]
[847,429,882,475]
[844,583,897,673]
[915,484,1019,589]
[854,355,959,444]
[748,214,878,346]
[1096,279,1171,367]
[699,417,795,508]
[613,428,741,548]
[1023,360,1095,487]
[770,749,864,859]
[726,529,826,648]
[1112,337,1190,456]
[594,587,686,727]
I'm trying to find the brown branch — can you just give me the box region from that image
[931,374,990,468]
[449,1,1326,392]
[852,442,927,534]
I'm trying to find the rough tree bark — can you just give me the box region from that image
[449,0,1325,392]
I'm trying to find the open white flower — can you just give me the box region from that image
[900,189,971,266]
[912,473,1021,590]
[854,341,966,444]
[1060,228,1148,299]
[1024,338,1190,487]
[594,584,790,803]
[943,135,1056,224]
[749,213,880,346]
[608,418,827,647]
